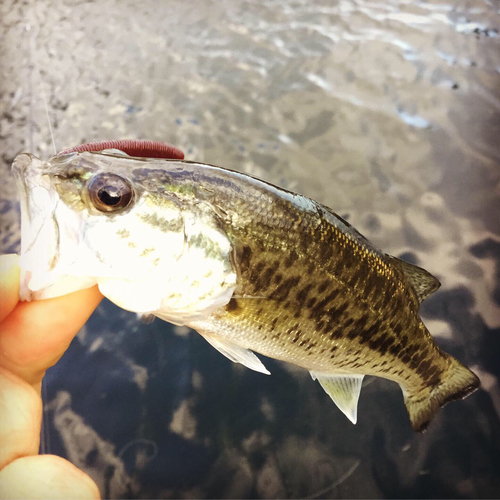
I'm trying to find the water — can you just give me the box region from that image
[1,0,499,497]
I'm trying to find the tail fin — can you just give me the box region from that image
[404,356,480,432]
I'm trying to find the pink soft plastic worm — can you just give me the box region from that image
[60,139,185,159]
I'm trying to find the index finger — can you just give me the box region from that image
[0,255,104,386]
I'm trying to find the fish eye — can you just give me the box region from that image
[88,173,134,213]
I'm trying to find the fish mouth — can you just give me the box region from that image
[12,153,36,231]
[12,153,61,300]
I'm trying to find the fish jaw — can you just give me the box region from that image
[12,152,97,300]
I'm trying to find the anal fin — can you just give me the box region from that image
[311,371,364,424]
[201,333,271,375]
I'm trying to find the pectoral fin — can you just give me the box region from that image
[311,372,364,424]
[138,313,156,324]
[200,333,271,375]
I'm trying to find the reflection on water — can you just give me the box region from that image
[1,0,499,497]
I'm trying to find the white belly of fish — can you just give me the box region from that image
[20,192,237,325]
[96,209,237,325]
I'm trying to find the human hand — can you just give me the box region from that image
[0,254,103,499]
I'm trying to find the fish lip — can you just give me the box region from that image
[12,153,35,217]
[12,153,36,174]
[12,154,36,300]
[12,153,46,231]
[12,153,60,300]
[12,152,35,175]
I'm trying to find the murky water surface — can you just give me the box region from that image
[1,0,499,497]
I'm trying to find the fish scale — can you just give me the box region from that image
[174,163,476,429]
[13,150,480,432]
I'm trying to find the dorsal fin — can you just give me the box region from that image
[391,256,440,303]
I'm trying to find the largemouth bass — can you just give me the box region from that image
[12,146,480,432]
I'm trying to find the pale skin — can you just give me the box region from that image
[0,254,103,499]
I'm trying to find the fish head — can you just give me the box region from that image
[12,150,236,323]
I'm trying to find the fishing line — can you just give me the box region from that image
[26,24,35,155]
[41,83,57,155]
[26,23,57,157]
[40,379,51,455]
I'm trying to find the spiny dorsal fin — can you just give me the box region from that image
[391,256,440,303]
[310,372,364,424]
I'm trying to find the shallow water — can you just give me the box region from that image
[1,0,499,497]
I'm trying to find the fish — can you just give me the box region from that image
[12,143,480,432]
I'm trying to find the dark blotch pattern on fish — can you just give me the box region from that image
[139,212,183,233]
[188,166,464,407]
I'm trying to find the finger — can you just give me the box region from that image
[0,368,42,470]
[0,454,100,499]
[0,286,103,386]
[0,255,20,323]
